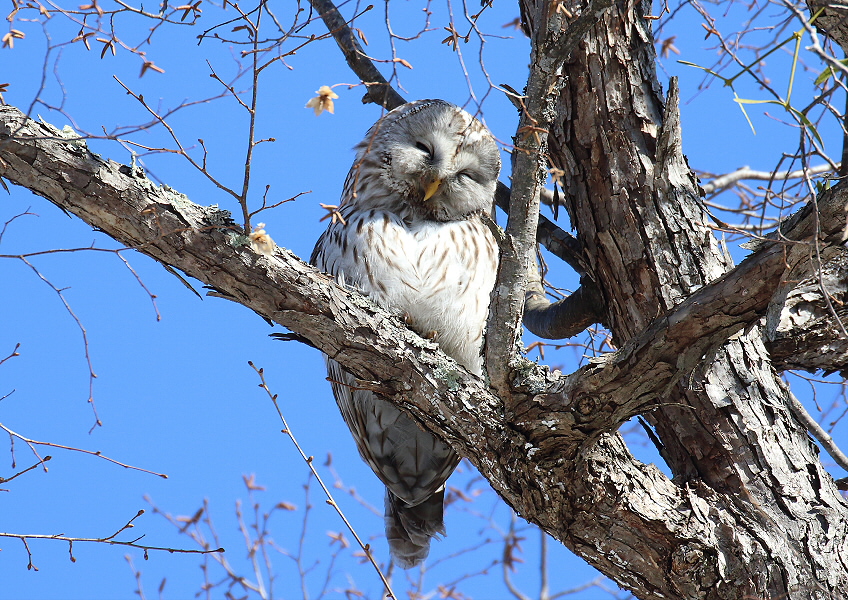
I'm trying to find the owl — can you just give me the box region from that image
[311,100,500,568]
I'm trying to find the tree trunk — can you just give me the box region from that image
[516,0,848,596]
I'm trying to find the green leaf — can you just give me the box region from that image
[733,98,782,106]
[815,66,836,86]
[677,60,727,83]
[814,59,848,86]
[733,91,757,135]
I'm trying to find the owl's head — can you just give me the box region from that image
[351,100,501,222]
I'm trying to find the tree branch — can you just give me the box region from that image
[765,243,848,375]
[484,0,583,398]
[523,274,603,340]
[699,163,838,195]
[494,181,586,274]
[3,99,844,489]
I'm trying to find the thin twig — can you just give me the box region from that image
[1,510,222,567]
[0,457,52,485]
[0,422,168,478]
[788,392,848,474]
[0,343,21,367]
[306,0,405,110]
[699,163,838,195]
[249,361,398,600]
[18,256,101,431]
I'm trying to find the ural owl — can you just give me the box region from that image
[311,100,500,568]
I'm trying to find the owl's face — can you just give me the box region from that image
[351,100,501,222]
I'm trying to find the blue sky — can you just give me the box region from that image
[1,0,846,598]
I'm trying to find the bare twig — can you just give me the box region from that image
[0,422,167,478]
[116,254,161,322]
[1,510,222,568]
[0,342,21,367]
[113,76,243,202]
[0,457,52,485]
[249,361,398,600]
[18,256,101,431]
[788,393,848,474]
[0,207,37,244]
[125,555,150,600]
[700,163,838,195]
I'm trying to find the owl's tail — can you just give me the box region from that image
[384,488,446,569]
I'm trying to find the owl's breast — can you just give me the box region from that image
[315,210,498,375]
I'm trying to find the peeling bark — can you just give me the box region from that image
[767,245,848,375]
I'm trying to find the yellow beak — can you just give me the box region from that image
[423,178,443,201]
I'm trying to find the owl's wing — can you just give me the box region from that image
[326,357,459,506]
[313,212,461,568]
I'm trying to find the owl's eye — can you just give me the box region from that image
[457,170,480,183]
[415,141,432,156]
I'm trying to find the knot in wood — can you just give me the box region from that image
[670,543,716,587]
[671,544,703,570]
[575,393,598,416]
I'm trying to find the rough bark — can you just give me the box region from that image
[766,237,848,376]
[516,0,848,597]
[807,0,848,51]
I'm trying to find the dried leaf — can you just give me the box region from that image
[305,85,339,116]
[140,60,165,77]
[327,531,350,548]
[318,203,346,225]
[659,35,680,59]
[2,29,24,48]
[248,223,276,256]
[96,37,115,59]
[79,0,104,15]
[242,473,266,491]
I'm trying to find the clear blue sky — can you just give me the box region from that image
[1,1,845,599]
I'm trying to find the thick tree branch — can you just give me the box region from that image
[523,274,603,340]
[0,107,765,594]
[521,0,848,595]
[766,241,848,375]
[495,181,603,341]
[0,101,840,441]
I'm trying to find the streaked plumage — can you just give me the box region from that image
[311,99,500,568]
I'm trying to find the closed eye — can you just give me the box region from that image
[415,141,432,156]
[458,170,480,183]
